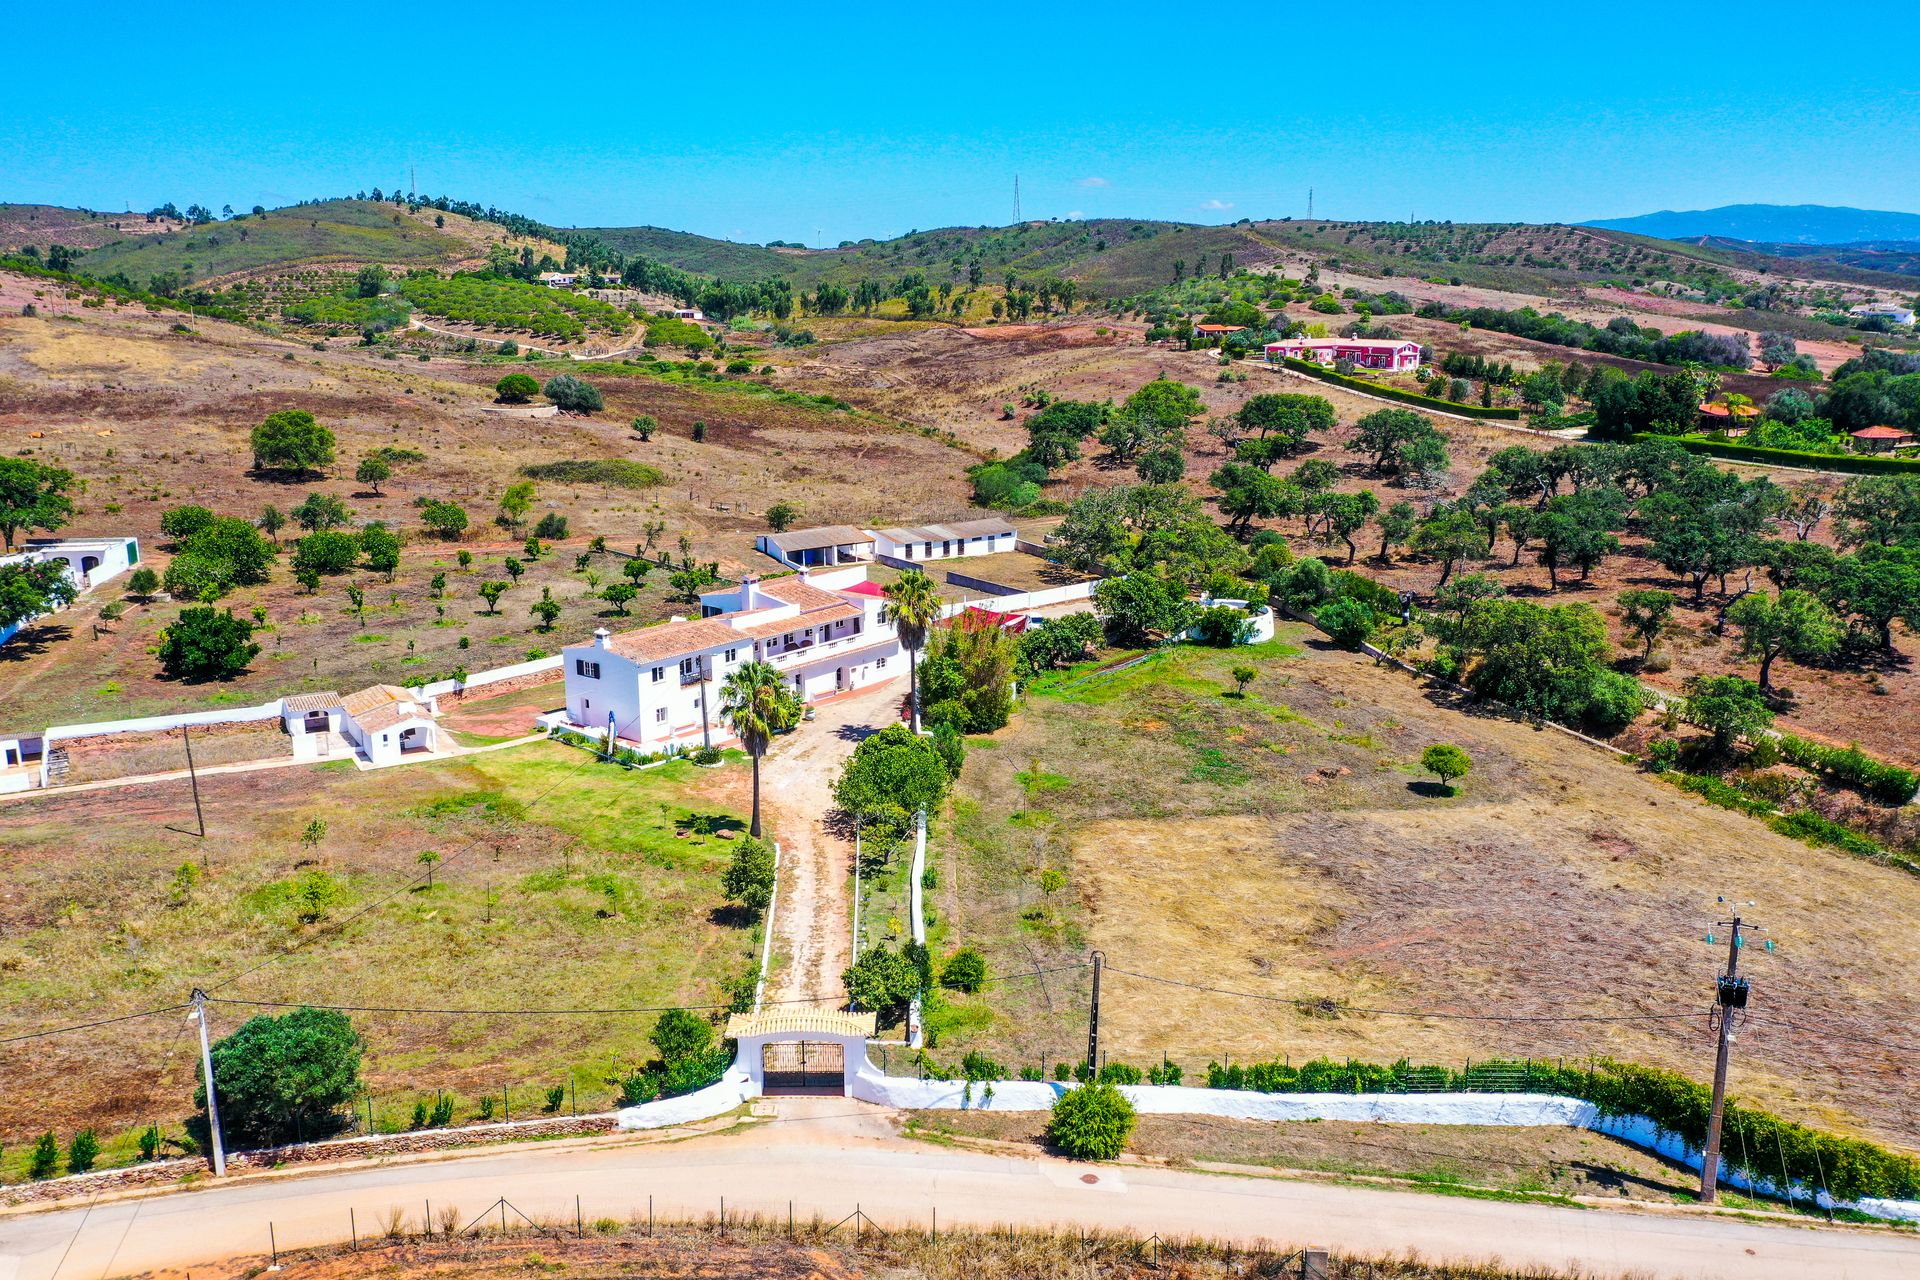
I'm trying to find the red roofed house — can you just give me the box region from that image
[559,567,903,754]
[1850,425,1915,454]
[1265,338,1422,373]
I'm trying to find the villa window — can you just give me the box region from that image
[575,659,600,679]
[651,666,665,683]
[724,648,738,664]
[655,707,668,723]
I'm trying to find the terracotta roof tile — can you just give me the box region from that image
[282,692,341,714]
[738,603,862,638]
[757,577,846,610]
[601,618,743,663]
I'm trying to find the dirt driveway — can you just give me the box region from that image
[760,677,906,1005]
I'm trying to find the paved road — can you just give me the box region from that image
[3,1103,1915,1280]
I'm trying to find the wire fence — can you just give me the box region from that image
[265,1194,1352,1278]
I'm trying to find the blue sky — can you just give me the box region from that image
[6,1,1916,245]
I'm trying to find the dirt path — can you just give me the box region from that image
[758,679,905,1005]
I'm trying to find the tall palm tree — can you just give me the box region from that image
[883,568,943,733]
[718,660,801,839]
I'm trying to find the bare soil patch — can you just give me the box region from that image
[910,1110,1703,1203]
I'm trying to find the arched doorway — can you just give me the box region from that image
[724,1009,877,1098]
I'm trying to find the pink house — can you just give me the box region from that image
[1265,338,1423,372]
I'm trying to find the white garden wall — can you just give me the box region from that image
[844,1069,1920,1222]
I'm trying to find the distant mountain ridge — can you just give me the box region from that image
[1583,204,1920,246]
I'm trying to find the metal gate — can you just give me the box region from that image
[761,1041,845,1095]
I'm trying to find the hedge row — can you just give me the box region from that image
[1207,1055,1920,1201]
[1639,433,1920,475]
[1776,734,1919,805]
[1665,771,1920,876]
[1275,357,1524,419]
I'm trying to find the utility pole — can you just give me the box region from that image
[1699,909,1754,1204]
[1013,175,1021,224]
[182,724,205,837]
[191,989,226,1175]
[1085,950,1105,1078]
[1307,187,1314,220]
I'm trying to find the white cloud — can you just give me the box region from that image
[1200,198,1234,211]
[1066,210,1086,220]
[1077,176,1109,188]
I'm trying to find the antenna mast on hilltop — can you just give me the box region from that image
[1014,175,1021,223]
[410,165,416,198]
[1307,187,1314,219]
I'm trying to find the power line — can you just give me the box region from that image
[1743,1015,1920,1057]
[1102,966,1700,1024]
[203,966,1082,1021]
[0,1003,191,1046]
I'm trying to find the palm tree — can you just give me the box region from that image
[883,568,943,733]
[718,660,801,839]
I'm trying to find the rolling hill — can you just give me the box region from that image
[592,216,1899,300]
[1584,203,1920,245]
[2,199,562,288]
[0,203,183,251]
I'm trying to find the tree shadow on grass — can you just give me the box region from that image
[1406,780,1456,798]
[0,622,70,661]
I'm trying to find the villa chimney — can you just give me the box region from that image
[593,627,611,651]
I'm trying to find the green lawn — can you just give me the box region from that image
[0,740,757,1180]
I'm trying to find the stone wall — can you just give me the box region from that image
[0,1114,619,1208]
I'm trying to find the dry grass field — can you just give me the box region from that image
[0,741,755,1173]
[928,624,1919,1151]
[0,288,977,730]
[907,1110,1708,1204]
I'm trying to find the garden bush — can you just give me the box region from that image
[1776,734,1918,804]
[1045,1081,1137,1160]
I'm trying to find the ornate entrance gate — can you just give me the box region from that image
[761,1041,845,1095]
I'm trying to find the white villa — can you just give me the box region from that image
[559,566,902,753]
[1265,338,1423,372]
[1849,302,1917,327]
[0,536,142,647]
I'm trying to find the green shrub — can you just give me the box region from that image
[137,1124,162,1160]
[27,1132,60,1179]
[1768,810,1911,869]
[1776,734,1918,804]
[1583,669,1647,732]
[430,1094,455,1127]
[1045,1081,1137,1160]
[544,1083,567,1113]
[198,1006,364,1147]
[1639,433,1920,475]
[1419,743,1472,788]
[66,1129,99,1174]
[940,947,987,993]
[495,372,539,403]
[518,459,663,489]
[1315,597,1375,649]
[543,374,604,413]
[1646,738,1682,772]
[1674,771,1776,817]
[1192,604,1253,647]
